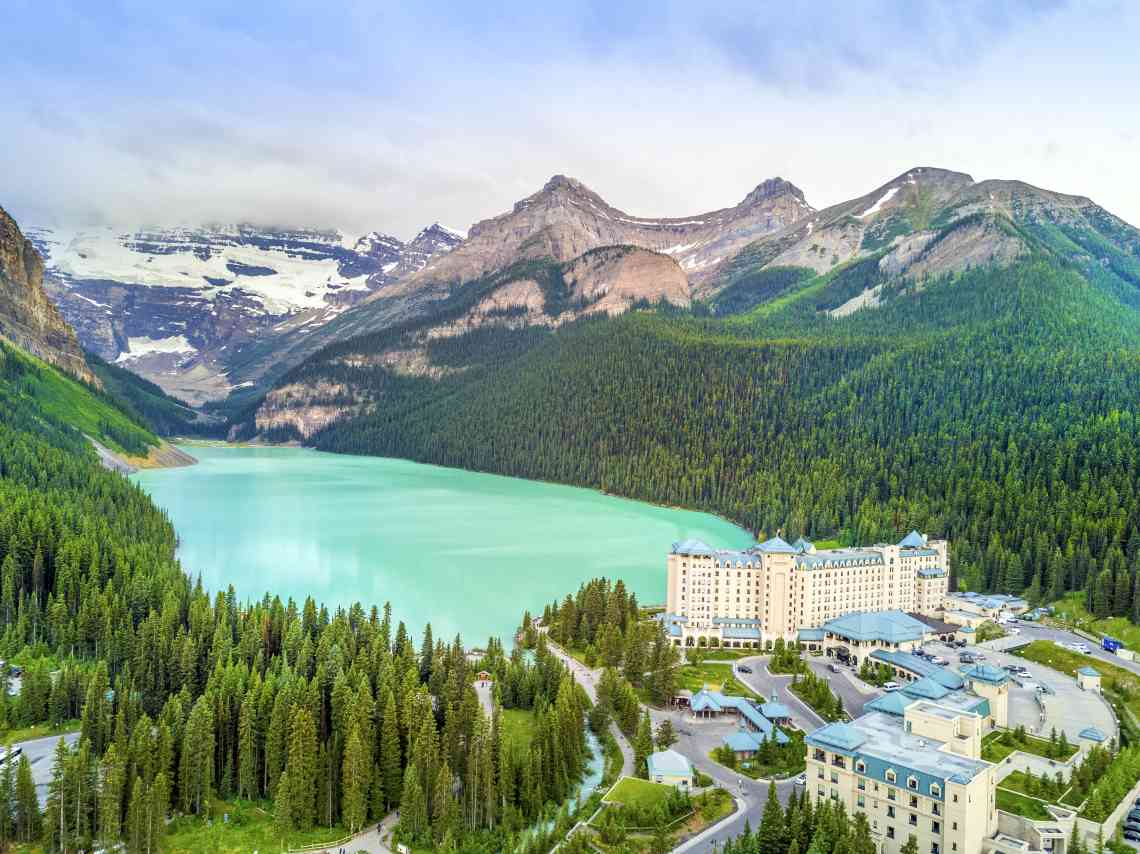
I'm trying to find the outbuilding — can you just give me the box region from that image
[646,749,694,789]
[1076,666,1101,692]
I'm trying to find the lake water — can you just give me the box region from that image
[134,445,752,646]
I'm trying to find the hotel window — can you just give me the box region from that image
[831,772,838,784]
[885,769,896,783]
[887,827,895,840]
[855,760,865,773]
[907,776,918,790]
[932,821,940,834]
[909,795,918,808]
[887,806,895,818]
[930,783,941,798]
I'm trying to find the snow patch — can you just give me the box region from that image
[856,187,901,220]
[116,335,196,362]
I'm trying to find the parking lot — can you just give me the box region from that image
[921,638,1117,749]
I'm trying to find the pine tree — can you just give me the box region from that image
[285,705,318,829]
[400,762,428,844]
[654,718,677,750]
[274,769,294,836]
[633,709,654,778]
[341,722,370,833]
[97,743,125,847]
[15,754,40,842]
[380,690,403,808]
[758,781,785,854]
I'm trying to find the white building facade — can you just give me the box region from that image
[664,531,949,647]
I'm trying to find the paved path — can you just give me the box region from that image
[544,638,636,778]
[474,679,495,719]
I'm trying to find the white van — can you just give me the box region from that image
[883,682,901,692]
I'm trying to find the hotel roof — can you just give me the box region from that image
[756,535,797,554]
[824,610,928,643]
[962,664,1010,685]
[948,591,1028,610]
[797,548,884,569]
[870,650,966,689]
[723,725,790,751]
[647,749,692,778]
[899,530,927,548]
[809,710,991,790]
[1077,666,1100,676]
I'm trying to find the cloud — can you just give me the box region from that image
[2,0,1139,238]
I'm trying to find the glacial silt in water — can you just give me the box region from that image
[134,445,753,644]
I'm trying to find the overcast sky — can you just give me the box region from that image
[3,0,1137,240]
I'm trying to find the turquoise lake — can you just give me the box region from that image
[134,445,753,646]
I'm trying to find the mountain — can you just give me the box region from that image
[385,174,813,292]
[241,166,1140,615]
[212,173,814,417]
[710,167,1140,316]
[0,205,98,385]
[32,220,462,403]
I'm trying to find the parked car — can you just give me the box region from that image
[1128,808,1140,822]
[1007,627,1021,635]
[931,656,948,665]
[953,640,967,648]
[959,654,975,664]
[1124,829,1140,842]
[828,663,841,674]
[883,682,901,692]
[737,665,753,674]
[795,773,807,786]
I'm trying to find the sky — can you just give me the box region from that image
[2,0,1138,240]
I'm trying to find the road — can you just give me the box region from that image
[9,730,81,807]
[989,621,1140,677]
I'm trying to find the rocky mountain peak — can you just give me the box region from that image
[741,177,807,207]
[0,206,97,385]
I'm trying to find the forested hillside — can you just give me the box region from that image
[296,255,1140,620]
[0,337,591,852]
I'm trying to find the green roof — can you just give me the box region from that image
[822,610,927,643]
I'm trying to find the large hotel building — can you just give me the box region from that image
[664,531,949,646]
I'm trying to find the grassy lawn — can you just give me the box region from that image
[691,649,758,662]
[501,708,537,749]
[996,770,1070,804]
[995,787,1053,820]
[676,662,757,697]
[1013,640,1140,721]
[602,776,676,810]
[982,730,1077,763]
[1050,592,1140,654]
[164,798,354,853]
[0,719,81,745]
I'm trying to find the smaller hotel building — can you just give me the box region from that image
[664,531,949,646]
[807,703,998,854]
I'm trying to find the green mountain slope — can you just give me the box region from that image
[281,255,1140,613]
[1,339,160,457]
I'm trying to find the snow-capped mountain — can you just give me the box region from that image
[29,222,462,403]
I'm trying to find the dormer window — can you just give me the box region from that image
[931,783,941,798]
[855,760,866,773]
[885,769,896,784]
[907,776,919,791]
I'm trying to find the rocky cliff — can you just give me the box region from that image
[0,206,97,385]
